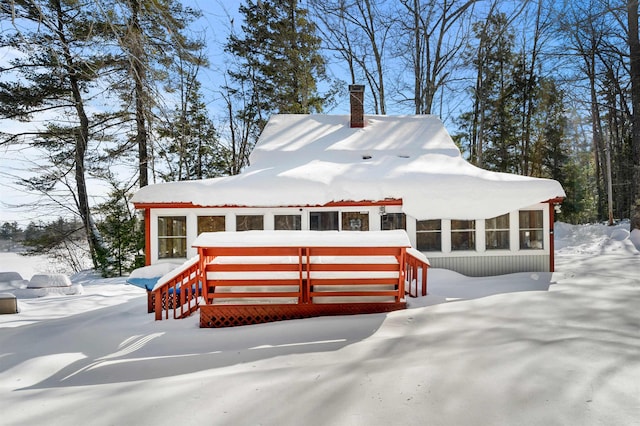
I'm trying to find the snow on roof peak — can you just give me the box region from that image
[249,115,460,166]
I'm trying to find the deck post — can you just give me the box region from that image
[199,248,207,302]
[396,248,405,302]
[299,247,307,304]
[154,290,162,321]
[421,265,428,296]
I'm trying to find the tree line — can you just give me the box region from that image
[1,0,639,275]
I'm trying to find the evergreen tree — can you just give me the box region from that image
[458,12,519,172]
[95,188,143,277]
[226,0,329,134]
[0,0,112,269]
[102,0,205,187]
[156,65,227,181]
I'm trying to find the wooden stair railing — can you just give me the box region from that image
[405,248,429,298]
[152,257,202,320]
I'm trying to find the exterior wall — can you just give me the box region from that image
[426,255,550,277]
[147,205,404,264]
[406,202,552,276]
[144,202,554,276]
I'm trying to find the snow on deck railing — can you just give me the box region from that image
[152,256,202,320]
[405,248,429,298]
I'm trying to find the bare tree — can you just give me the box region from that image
[311,0,391,114]
[396,0,477,115]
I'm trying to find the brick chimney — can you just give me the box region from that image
[349,84,365,128]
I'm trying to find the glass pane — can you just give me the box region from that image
[486,230,510,250]
[519,210,543,228]
[158,216,186,237]
[451,219,475,230]
[416,219,441,231]
[520,230,544,249]
[236,215,264,231]
[382,213,406,230]
[417,231,441,251]
[310,211,339,231]
[274,215,302,230]
[198,216,225,234]
[451,230,475,251]
[486,214,509,230]
[342,212,369,231]
[158,237,187,259]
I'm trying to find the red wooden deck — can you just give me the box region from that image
[150,231,429,327]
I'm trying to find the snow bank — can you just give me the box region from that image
[0,223,638,426]
[554,220,639,255]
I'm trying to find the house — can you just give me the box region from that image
[132,85,565,278]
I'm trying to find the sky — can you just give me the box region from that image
[0,221,639,425]
[0,0,355,226]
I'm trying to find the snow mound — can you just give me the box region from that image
[609,227,630,241]
[0,272,29,290]
[12,284,83,298]
[28,273,72,288]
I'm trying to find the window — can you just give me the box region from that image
[485,214,510,250]
[451,220,475,251]
[310,211,339,231]
[416,220,441,251]
[382,213,406,230]
[519,210,543,249]
[197,216,225,234]
[236,215,264,231]
[158,216,187,259]
[274,214,301,230]
[341,212,369,231]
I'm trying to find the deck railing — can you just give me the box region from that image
[152,257,202,320]
[405,248,430,297]
[200,246,407,305]
[150,230,430,325]
[197,244,409,327]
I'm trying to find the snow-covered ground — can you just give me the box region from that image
[0,222,638,426]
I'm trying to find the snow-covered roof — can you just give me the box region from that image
[132,114,566,220]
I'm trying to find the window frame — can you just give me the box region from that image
[450,219,476,251]
[157,216,187,259]
[485,214,510,250]
[236,214,264,231]
[197,215,226,235]
[341,211,370,231]
[274,214,302,230]
[519,210,544,250]
[309,211,339,231]
[416,219,442,252]
[381,213,406,230]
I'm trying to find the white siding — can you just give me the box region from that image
[426,255,550,277]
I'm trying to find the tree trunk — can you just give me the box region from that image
[628,0,640,230]
[53,0,107,268]
[129,0,149,188]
